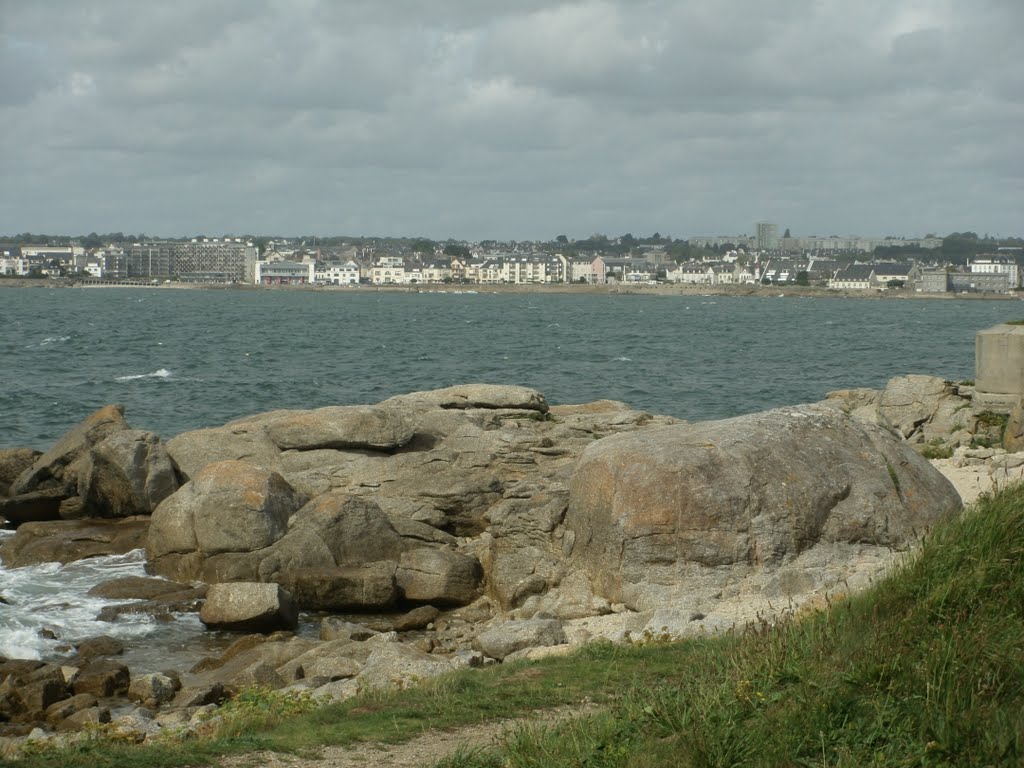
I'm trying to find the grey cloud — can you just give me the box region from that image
[0,0,1020,239]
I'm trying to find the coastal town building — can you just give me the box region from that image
[316,260,361,285]
[969,255,1019,289]
[828,264,876,290]
[828,262,921,290]
[254,260,315,285]
[920,269,1015,294]
[124,239,257,282]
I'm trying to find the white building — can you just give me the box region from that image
[317,260,361,285]
[970,256,1019,289]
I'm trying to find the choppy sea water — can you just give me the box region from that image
[0,287,1017,667]
[1,287,1016,449]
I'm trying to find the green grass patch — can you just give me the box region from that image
[12,487,1024,768]
[919,442,954,460]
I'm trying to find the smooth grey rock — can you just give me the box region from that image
[277,562,398,611]
[0,448,40,498]
[72,660,129,698]
[199,582,299,633]
[165,422,283,481]
[147,460,306,581]
[392,605,441,632]
[356,643,455,690]
[0,489,65,525]
[381,384,549,412]
[566,404,962,610]
[260,493,404,581]
[12,405,129,497]
[396,548,482,606]
[0,517,149,567]
[128,673,177,706]
[319,617,379,642]
[266,405,415,451]
[76,429,179,517]
[474,618,567,661]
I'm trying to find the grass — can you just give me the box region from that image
[919,440,954,460]
[9,485,1024,768]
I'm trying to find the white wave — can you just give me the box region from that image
[115,368,172,382]
[0,549,166,663]
[614,356,632,362]
[27,336,71,348]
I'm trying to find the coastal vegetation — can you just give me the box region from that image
[11,482,1024,768]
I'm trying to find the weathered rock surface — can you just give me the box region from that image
[199,582,299,632]
[565,404,961,611]
[474,618,568,661]
[76,430,179,517]
[0,517,149,567]
[11,405,130,497]
[1003,397,1024,452]
[0,489,65,526]
[0,449,41,498]
[3,382,978,751]
[265,405,416,451]
[824,375,975,448]
[146,460,307,582]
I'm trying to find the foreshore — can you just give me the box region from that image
[0,277,1019,301]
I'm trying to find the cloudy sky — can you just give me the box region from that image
[1,1,1021,241]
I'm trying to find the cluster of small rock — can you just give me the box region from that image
[0,382,968,755]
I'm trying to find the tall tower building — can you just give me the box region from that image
[756,222,779,250]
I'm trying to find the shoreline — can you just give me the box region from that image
[0,278,1019,301]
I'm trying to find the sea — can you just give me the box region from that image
[0,286,1017,668]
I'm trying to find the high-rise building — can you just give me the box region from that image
[756,222,779,250]
[123,240,257,282]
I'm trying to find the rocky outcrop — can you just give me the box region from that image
[1,381,974,751]
[265,405,416,451]
[2,407,178,525]
[145,387,672,613]
[823,375,977,449]
[565,404,961,611]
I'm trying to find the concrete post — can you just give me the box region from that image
[974,323,1024,412]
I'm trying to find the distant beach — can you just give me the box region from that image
[0,277,1017,301]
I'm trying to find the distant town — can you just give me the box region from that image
[2,224,1023,294]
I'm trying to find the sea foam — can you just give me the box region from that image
[116,368,172,381]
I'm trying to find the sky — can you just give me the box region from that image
[1,1,1021,242]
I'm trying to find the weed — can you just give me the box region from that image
[919,444,954,460]
[885,461,901,493]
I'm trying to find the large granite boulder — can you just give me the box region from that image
[265,405,415,451]
[276,562,399,611]
[381,384,549,413]
[199,582,299,633]
[396,547,482,606]
[474,618,567,662]
[76,429,179,517]
[165,422,283,481]
[12,405,130,497]
[565,404,962,611]
[146,460,307,582]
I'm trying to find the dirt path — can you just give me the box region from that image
[219,705,594,768]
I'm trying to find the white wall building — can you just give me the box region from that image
[317,260,361,284]
[970,257,1019,288]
